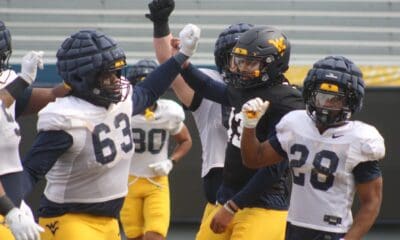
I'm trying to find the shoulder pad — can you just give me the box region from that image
[0,70,18,89]
[38,97,106,131]
[276,110,303,133]
[357,123,385,160]
[158,99,185,122]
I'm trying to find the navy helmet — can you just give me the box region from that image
[214,23,253,75]
[127,59,158,86]
[0,21,12,72]
[303,56,365,127]
[227,26,291,89]
[57,30,129,107]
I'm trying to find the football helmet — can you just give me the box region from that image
[127,59,158,86]
[226,26,291,89]
[303,56,365,127]
[214,23,253,74]
[57,30,129,108]
[0,21,12,72]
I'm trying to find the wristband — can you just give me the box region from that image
[63,81,72,91]
[173,52,189,65]
[0,195,15,216]
[223,200,238,215]
[153,21,170,38]
[5,77,29,100]
[223,202,235,215]
[226,200,239,212]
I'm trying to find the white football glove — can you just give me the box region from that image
[19,200,35,221]
[18,51,44,85]
[149,159,174,176]
[178,24,201,57]
[241,97,270,128]
[5,206,44,240]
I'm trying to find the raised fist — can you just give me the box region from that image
[145,0,175,23]
[178,24,201,57]
[18,51,44,85]
[241,97,270,128]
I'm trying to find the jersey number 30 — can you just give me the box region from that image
[132,128,167,154]
[290,144,339,191]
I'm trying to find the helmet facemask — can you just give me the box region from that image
[302,55,365,129]
[225,26,290,89]
[0,22,12,72]
[306,82,351,127]
[0,49,11,72]
[92,59,130,106]
[227,53,280,88]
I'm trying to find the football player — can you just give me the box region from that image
[241,56,384,240]
[0,20,71,119]
[0,62,45,240]
[0,49,45,240]
[181,25,305,240]
[21,25,200,240]
[151,7,304,237]
[145,0,254,231]
[119,59,192,240]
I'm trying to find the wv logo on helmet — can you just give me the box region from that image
[268,37,286,56]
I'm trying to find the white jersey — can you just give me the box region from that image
[0,100,22,175]
[275,110,385,233]
[193,68,227,177]
[129,99,185,177]
[0,69,18,118]
[37,92,134,204]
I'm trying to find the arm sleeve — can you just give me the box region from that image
[180,64,230,106]
[231,160,289,208]
[186,91,203,112]
[14,87,33,119]
[22,130,73,197]
[353,160,382,184]
[132,57,182,116]
[269,134,288,159]
[0,172,23,206]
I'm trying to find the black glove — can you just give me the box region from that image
[145,0,175,23]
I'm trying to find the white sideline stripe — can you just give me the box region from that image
[11,36,400,47]
[1,8,400,18]
[6,22,400,33]
[9,52,400,66]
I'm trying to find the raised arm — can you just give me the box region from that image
[0,51,43,108]
[240,98,284,168]
[146,0,229,107]
[179,63,229,106]
[153,32,195,107]
[147,0,206,108]
[132,23,200,115]
[17,83,71,117]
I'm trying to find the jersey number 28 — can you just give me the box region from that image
[290,143,339,191]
